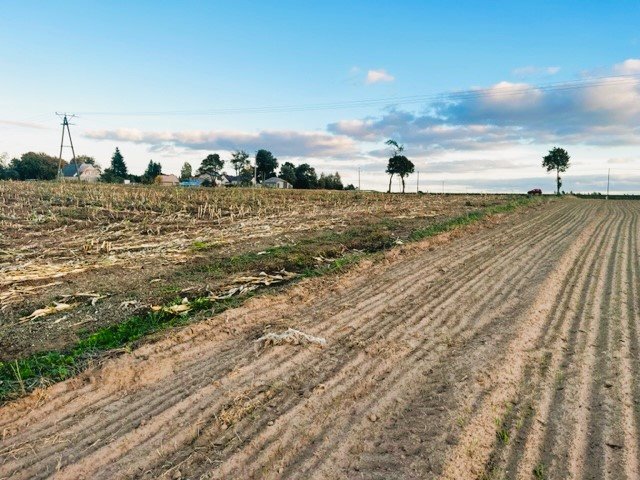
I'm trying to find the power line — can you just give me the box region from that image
[56,113,79,180]
[72,73,640,118]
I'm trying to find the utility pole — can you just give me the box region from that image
[253,157,257,186]
[442,180,445,195]
[606,168,610,200]
[358,167,361,190]
[416,170,419,193]
[56,113,80,180]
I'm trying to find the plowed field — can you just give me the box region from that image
[1,199,637,479]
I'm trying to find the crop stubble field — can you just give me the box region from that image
[0,184,637,479]
[0,182,517,360]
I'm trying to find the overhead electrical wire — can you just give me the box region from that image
[71,73,640,117]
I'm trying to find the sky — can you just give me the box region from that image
[1,0,640,193]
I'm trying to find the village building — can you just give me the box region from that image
[154,174,180,186]
[262,177,293,189]
[61,163,100,182]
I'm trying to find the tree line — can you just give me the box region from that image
[1,143,571,194]
[0,148,351,190]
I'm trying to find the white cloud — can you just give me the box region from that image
[613,58,640,74]
[365,69,395,84]
[84,128,358,158]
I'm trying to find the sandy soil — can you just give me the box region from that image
[1,198,636,479]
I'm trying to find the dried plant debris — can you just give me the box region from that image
[20,302,76,322]
[16,292,108,324]
[255,328,327,349]
[210,270,298,300]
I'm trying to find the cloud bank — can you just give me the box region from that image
[84,129,358,158]
[330,63,640,151]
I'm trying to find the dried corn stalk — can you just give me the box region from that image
[255,328,327,349]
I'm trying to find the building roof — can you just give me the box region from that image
[156,174,179,182]
[263,176,290,185]
[61,163,95,177]
[180,179,204,187]
[222,174,241,183]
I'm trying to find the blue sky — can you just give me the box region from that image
[2,1,640,192]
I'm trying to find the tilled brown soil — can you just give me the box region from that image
[0,199,637,479]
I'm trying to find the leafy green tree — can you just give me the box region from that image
[197,154,224,177]
[255,149,278,182]
[344,184,356,190]
[318,172,344,190]
[542,147,570,195]
[230,150,250,176]
[142,160,163,184]
[384,139,414,193]
[11,152,60,180]
[386,155,414,193]
[101,147,128,183]
[180,162,192,181]
[294,163,318,189]
[238,165,255,186]
[279,161,297,186]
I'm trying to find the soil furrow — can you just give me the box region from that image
[2,199,635,480]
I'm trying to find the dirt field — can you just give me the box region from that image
[0,182,516,359]
[1,198,636,479]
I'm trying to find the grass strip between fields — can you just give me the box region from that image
[0,196,538,402]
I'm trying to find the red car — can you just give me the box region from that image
[527,188,542,195]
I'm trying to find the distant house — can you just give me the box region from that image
[155,174,179,186]
[61,163,100,182]
[194,173,220,186]
[221,174,242,186]
[262,177,293,189]
[180,178,205,187]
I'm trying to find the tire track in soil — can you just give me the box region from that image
[0,200,622,480]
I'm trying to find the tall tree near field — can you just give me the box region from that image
[294,163,319,189]
[542,147,570,195]
[180,162,192,181]
[238,165,255,186]
[318,172,344,190]
[279,161,297,186]
[384,139,414,193]
[230,150,250,176]
[197,154,224,178]
[101,147,128,183]
[255,149,278,182]
[142,160,163,184]
[11,152,60,180]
